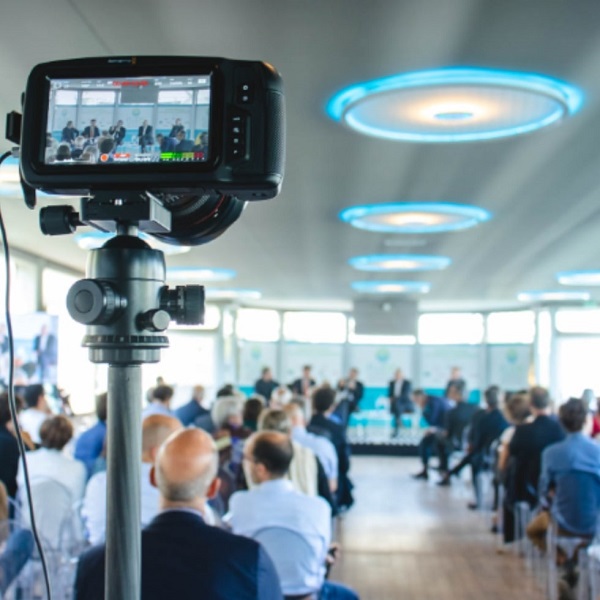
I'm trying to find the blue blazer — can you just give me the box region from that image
[75,510,283,600]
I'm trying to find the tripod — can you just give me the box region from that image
[66,223,203,600]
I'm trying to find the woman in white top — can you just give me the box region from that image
[17,415,87,503]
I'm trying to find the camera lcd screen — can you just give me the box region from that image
[45,74,211,165]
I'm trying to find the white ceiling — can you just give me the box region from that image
[2,0,600,312]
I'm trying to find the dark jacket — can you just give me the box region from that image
[471,408,509,453]
[422,395,450,428]
[175,399,210,427]
[0,425,19,497]
[254,379,279,404]
[74,510,283,600]
[444,401,479,449]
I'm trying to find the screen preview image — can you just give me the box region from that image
[46,74,211,165]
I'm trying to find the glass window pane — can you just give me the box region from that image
[81,90,116,105]
[283,312,347,343]
[555,309,600,334]
[418,313,484,345]
[487,311,535,344]
[237,309,280,342]
[196,89,210,104]
[158,90,193,104]
[55,90,78,105]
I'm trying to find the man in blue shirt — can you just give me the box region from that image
[527,397,600,551]
[175,385,211,427]
[74,393,107,479]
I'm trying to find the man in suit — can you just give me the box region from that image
[388,368,413,436]
[168,118,185,138]
[74,427,283,600]
[444,366,466,398]
[82,119,100,140]
[254,367,279,405]
[108,120,126,147]
[33,324,57,384]
[337,367,364,415]
[291,365,316,397]
[308,387,353,510]
[138,120,154,152]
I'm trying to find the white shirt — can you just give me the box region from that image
[82,462,159,545]
[292,426,338,482]
[19,409,49,444]
[17,447,86,503]
[225,479,331,595]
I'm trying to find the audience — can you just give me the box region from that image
[175,385,210,427]
[243,396,266,431]
[74,392,108,479]
[82,414,182,545]
[254,367,279,406]
[142,385,177,420]
[308,387,353,510]
[226,431,359,600]
[19,384,51,445]
[17,415,86,503]
[75,427,283,600]
[0,392,21,499]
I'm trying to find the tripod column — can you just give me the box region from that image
[106,364,142,600]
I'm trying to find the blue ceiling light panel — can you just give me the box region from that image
[518,290,591,302]
[556,270,600,286]
[339,202,491,234]
[167,267,236,282]
[351,281,431,294]
[349,254,451,272]
[327,67,583,142]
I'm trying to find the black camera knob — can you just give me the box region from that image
[160,285,205,325]
[67,279,125,325]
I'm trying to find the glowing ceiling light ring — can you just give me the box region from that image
[327,68,583,142]
[351,281,431,294]
[518,290,591,302]
[349,254,451,271]
[339,202,492,234]
[556,270,600,286]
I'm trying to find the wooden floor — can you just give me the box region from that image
[330,456,544,600]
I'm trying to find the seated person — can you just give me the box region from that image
[82,414,182,545]
[17,415,87,504]
[155,133,177,153]
[527,398,600,551]
[243,396,266,432]
[0,392,20,499]
[75,428,283,600]
[226,431,358,600]
[174,130,195,152]
[175,385,211,427]
[74,392,107,479]
[142,385,177,420]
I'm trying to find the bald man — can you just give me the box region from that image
[75,428,283,600]
[82,414,182,545]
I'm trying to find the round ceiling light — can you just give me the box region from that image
[75,231,190,256]
[340,202,491,234]
[351,281,431,294]
[349,254,451,271]
[556,271,600,286]
[327,67,583,142]
[167,267,236,282]
[518,290,591,303]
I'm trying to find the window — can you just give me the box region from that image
[81,90,116,105]
[54,90,78,105]
[536,310,551,388]
[487,311,535,344]
[555,309,600,334]
[236,309,280,342]
[418,313,484,345]
[283,311,347,343]
[158,90,193,104]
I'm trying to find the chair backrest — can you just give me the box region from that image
[252,526,325,596]
[19,478,74,552]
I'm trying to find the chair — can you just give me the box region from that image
[252,526,326,598]
[587,544,600,600]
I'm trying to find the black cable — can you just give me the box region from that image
[0,150,53,599]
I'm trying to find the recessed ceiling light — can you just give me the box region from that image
[167,267,236,282]
[327,67,583,142]
[75,231,190,256]
[349,254,451,272]
[518,290,591,302]
[205,288,262,300]
[351,281,431,294]
[339,202,491,234]
[556,271,600,286]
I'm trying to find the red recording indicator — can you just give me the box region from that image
[100,154,109,163]
[113,153,131,160]
[112,80,149,87]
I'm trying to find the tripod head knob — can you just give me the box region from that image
[160,285,205,325]
[67,279,125,325]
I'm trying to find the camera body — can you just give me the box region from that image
[19,56,285,200]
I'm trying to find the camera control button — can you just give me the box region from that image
[237,83,254,104]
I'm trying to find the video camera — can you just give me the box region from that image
[6,55,285,245]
